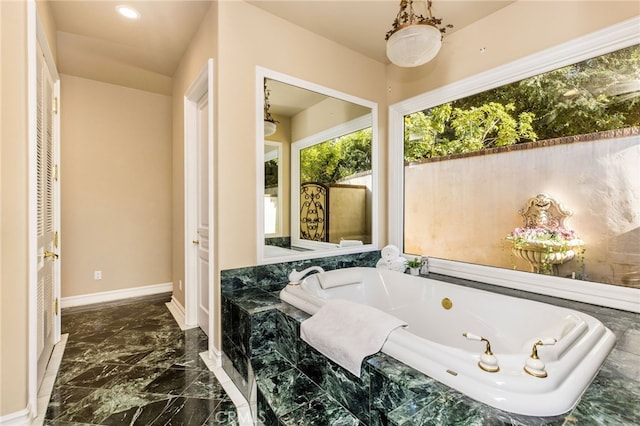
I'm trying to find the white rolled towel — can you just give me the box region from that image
[381,244,400,262]
[318,269,363,289]
[339,239,363,248]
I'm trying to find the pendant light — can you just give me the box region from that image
[385,0,452,67]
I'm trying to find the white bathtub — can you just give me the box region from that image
[279,267,616,417]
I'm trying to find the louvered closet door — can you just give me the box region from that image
[36,42,59,388]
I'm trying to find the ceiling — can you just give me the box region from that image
[48,0,514,95]
[248,1,514,64]
[49,0,213,94]
[267,78,328,117]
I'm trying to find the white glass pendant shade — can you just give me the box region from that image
[264,120,277,137]
[386,24,442,67]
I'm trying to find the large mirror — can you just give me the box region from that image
[256,68,378,262]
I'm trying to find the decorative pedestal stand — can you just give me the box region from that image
[508,193,584,276]
[512,240,583,275]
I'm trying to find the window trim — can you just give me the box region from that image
[388,17,640,313]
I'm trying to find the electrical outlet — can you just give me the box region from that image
[94,270,102,280]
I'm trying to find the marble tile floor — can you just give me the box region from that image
[40,294,241,425]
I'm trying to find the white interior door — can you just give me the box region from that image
[195,94,210,335]
[184,59,215,356]
[36,41,60,388]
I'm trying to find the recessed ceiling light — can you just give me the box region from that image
[116,5,140,20]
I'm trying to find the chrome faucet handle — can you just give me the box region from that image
[288,266,325,285]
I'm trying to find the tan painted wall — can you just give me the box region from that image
[327,185,368,244]
[1,0,635,418]
[0,0,30,417]
[171,1,386,347]
[60,74,172,297]
[215,1,388,270]
[405,135,639,286]
[291,97,371,142]
[387,1,640,103]
[35,0,57,61]
[170,2,218,309]
[56,31,173,96]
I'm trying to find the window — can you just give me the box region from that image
[389,19,639,309]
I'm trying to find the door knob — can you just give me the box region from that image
[192,240,200,245]
[44,250,59,260]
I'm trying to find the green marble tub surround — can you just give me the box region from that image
[367,354,421,425]
[220,251,381,402]
[220,250,382,366]
[274,306,373,423]
[277,301,312,322]
[275,305,304,365]
[256,368,325,417]
[567,355,640,425]
[221,299,253,398]
[220,250,380,296]
[272,303,573,426]
[257,392,280,426]
[232,250,380,293]
[265,236,291,248]
[221,266,258,293]
[220,292,282,404]
[368,352,569,426]
[301,348,372,424]
[385,392,525,426]
[223,287,281,311]
[223,291,280,355]
[272,256,365,291]
[250,309,279,357]
[221,259,640,425]
[253,357,363,426]
[279,395,362,426]
[252,350,295,379]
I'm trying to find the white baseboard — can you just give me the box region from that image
[166,296,197,331]
[32,334,69,426]
[210,346,223,368]
[61,282,173,309]
[0,407,31,425]
[200,349,222,370]
[200,351,253,426]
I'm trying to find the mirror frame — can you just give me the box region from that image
[256,66,379,264]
